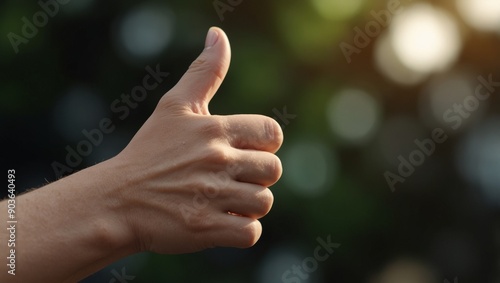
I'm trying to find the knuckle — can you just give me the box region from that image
[203,144,230,165]
[203,117,226,139]
[185,212,203,229]
[189,57,225,83]
[185,210,212,233]
[188,57,209,73]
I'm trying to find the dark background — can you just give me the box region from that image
[1,0,500,282]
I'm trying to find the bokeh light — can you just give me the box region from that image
[62,0,95,15]
[282,140,338,197]
[117,4,174,60]
[419,72,486,131]
[374,33,427,85]
[457,117,500,207]
[457,0,500,33]
[390,4,461,74]
[375,258,437,283]
[327,88,381,144]
[257,247,321,283]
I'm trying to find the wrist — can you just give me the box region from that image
[88,157,141,255]
[10,157,140,282]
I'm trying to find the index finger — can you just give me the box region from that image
[220,114,283,153]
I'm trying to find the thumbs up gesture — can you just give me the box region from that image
[113,27,283,254]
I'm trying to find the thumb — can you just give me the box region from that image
[168,27,231,114]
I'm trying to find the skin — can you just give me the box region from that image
[0,27,283,282]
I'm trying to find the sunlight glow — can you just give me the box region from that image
[390,4,461,73]
[457,0,500,32]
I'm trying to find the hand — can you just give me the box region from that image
[110,27,283,254]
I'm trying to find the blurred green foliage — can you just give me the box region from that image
[2,0,500,282]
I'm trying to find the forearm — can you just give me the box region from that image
[0,159,136,282]
[0,27,283,282]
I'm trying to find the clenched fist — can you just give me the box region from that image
[112,27,283,254]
